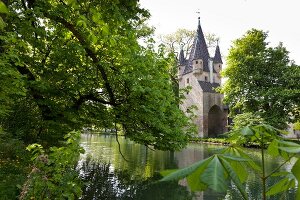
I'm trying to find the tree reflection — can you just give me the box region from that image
[79,157,194,200]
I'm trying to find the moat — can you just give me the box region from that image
[78,134,296,200]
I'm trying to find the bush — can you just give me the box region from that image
[0,131,30,199]
[20,131,84,200]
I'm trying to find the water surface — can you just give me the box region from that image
[78,134,295,200]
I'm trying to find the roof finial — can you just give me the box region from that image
[180,43,184,50]
[196,10,200,23]
[217,39,219,46]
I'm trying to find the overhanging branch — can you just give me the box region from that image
[43,12,117,106]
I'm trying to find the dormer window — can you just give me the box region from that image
[195,61,198,64]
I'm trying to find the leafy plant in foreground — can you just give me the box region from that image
[19,131,84,200]
[161,124,300,199]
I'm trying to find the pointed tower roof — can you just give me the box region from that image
[178,46,186,66]
[190,17,209,61]
[184,17,210,73]
[213,43,223,64]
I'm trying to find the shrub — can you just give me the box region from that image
[20,131,84,200]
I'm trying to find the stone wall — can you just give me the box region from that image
[179,72,226,137]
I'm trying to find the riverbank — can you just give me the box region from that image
[190,137,300,149]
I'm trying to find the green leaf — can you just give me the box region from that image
[65,0,76,5]
[292,159,300,199]
[200,155,228,192]
[267,139,279,157]
[0,1,8,14]
[160,169,177,177]
[278,146,300,154]
[102,24,109,36]
[187,163,208,191]
[271,171,289,177]
[221,154,250,162]
[241,126,254,136]
[160,156,213,182]
[266,177,295,196]
[220,157,248,200]
[230,161,248,183]
[233,147,261,172]
[0,17,5,29]
[278,140,300,147]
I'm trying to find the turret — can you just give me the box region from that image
[213,42,223,73]
[178,47,186,80]
[213,42,222,83]
[190,17,210,75]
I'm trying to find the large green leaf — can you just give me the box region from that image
[160,169,178,177]
[0,17,5,29]
[241,126,255,136]
[278,140,300,147]
[187,162,209,191]
[0,1,8,14]
[278,146,300,154]
[200,155,228,192]
[271,171,290,177]
[267,139,279,157]
[221,154,249,162]
[226,147,261,172]
[220,157,248,200]
[230,161,248,183]
[277,139,300,154]
[291,159,300,199]
[255,124,278,135]
[160,156,213,182]
[266,177,295,196]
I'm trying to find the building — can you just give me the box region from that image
[178,17,228,137]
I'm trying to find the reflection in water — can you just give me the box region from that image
[78,134,295,200]
[79,157,194,200]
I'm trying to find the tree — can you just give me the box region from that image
[221,29,300,129]
[159,28,219,59]
[159,29,195,58]
[0,0,194,150]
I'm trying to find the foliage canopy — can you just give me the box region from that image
[0,0,194,150]
[221,29,300,128]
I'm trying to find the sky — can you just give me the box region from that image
[139,0,300,64]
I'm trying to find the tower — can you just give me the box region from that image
[178,17,227,137]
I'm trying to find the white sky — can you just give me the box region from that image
[139,0,300,64]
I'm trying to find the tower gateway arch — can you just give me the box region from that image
[178,17,228,137]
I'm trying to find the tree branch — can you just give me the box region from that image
[73,94,112,110]
[43,13,117,106]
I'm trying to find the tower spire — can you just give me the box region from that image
[178,44,185,66]
[188,17,210,72]
[213,42,223,64]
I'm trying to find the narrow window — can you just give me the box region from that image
[195,61,198,64]
[187,78,189,84]
[205,76,208,82]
